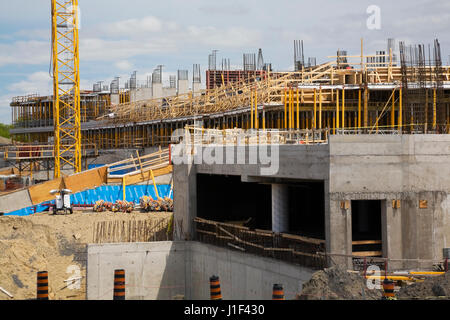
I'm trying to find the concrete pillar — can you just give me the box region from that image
[152,83,163,99]
[192,82,202,97]
[271,184,289,233]
[178,79,189,95]
[110,94,120,105]
[173,164,197,240]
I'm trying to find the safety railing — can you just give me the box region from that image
[106,148,170,178]
[2,144,98,160]
[194,217,327,270]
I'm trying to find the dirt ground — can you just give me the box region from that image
[397,272,450,300]
[297,265,383,300]
[0,210,173,300]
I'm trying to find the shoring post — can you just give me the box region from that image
[296,88,300,129]
[391,89,395,129]
[319,86,322,129]
[122,176,126,201]
[399,87,403,133]
[313,88,317,129]
[284,88,287,129]
[336,89,340,131]
[341,86,345,129]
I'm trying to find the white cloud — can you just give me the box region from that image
[101,16,163,36]
[0,40,49,67]
[114,60,134,71]
[7,71,52,95]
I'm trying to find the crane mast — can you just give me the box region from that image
[51,0,81,178]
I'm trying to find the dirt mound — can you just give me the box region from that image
[297,265,382,300]
[397,273,450,300]
[0,211,173,300]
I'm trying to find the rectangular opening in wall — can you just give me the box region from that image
[286,181,325,240]
[196,174,272,230]
[351,200,382,257]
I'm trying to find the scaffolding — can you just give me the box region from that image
[51,0,81,177]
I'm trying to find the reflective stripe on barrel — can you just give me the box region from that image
[210,275,222,300]
[382,279,395,298]
[114,269,125,300]
[272,284,284,300]
[37,271,49,300]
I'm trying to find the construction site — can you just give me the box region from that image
[0,0,450,301]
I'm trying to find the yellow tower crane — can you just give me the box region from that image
[51,0,81,178]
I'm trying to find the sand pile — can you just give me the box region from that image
[0,211,173,300]
[297,265,382,300]
[397,272,450,300]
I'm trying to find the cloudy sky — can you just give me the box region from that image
[0,0,448,123]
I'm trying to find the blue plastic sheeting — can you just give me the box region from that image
[4,184,172,216]
[88,164,133,176]
[70,184,172,205]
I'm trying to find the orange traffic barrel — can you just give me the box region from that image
[209,275,223,300]
[382,279,395,299]
[114,269,126,300]
[37,271,49,300]
[272,284,284,300]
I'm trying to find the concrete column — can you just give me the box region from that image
[192,82,202,97]
[173,164,197,241]
[328,197,353,268]
[271,184,289,233]
[178,79,189,95]
[152,83,163,99]
[381,199,403,269]
[110,94,120,105]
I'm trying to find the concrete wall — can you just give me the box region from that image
[328,135,450,265]
[0,189,32,213]
[87,241,314,300]
[186,242,314,300]
[178,80,189,95]
[130,88,152,102]
[87,242,186,300]
[173,135,450,269]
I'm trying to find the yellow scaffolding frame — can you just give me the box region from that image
[51,0,81,178]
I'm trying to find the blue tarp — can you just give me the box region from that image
[88,164,134,176]
[4,184,172,216]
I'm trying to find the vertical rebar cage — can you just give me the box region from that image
[51,0,81,177]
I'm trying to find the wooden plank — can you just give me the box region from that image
[29,177,64,205]
[63,168,104,194]
[352,240,382,245]
[107,165,173,185]
[352,251,383,257]
[281,233,325,245]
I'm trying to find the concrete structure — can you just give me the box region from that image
[174,135,450,268]
[87,241,314,300]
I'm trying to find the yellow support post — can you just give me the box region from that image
[399,88,402,133]
[284,89,287,129]
[122,176,126,201]
[425,89,429,133]
[150,169,160,199]
[358,89,362,129]
[251,90,254,129]
[341,87,345,129]
[364,86,369,129]
[319,87,322,129]
[336,89,340,130]
[313,88,317,129]
[391,89,395,129]
[289,88,293,129]
[255,89,259,129]
[296,88,300,129]
[433,88,437,130]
